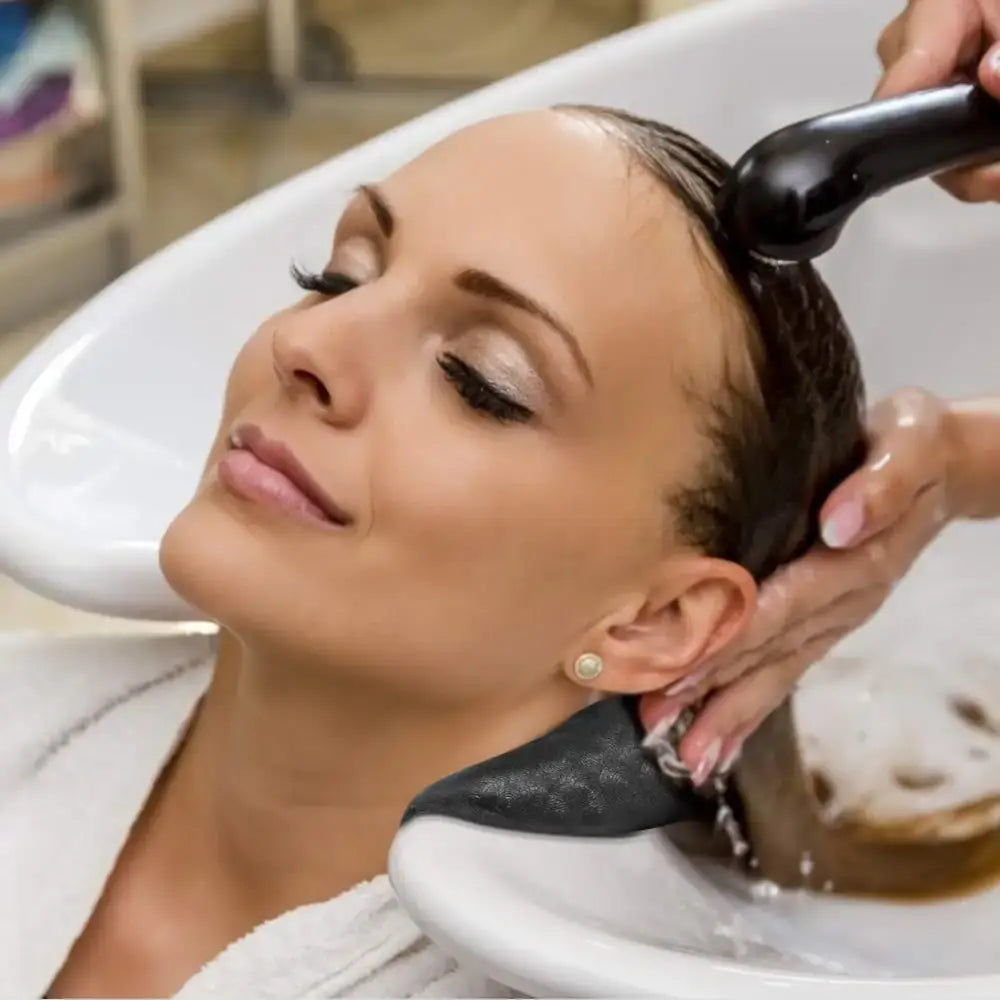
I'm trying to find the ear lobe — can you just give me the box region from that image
[588,560,756,695]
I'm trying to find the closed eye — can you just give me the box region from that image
[438,354,533,424]
[291,264,359,297]
[290,263,532,425]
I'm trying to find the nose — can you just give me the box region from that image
[271,307,370,428]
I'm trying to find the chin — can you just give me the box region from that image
[160,488,286,634]
[160,486,362,670]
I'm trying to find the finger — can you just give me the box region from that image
[875,0,982,99]
[875,13,906,72]
[708,581,883,688]
[978,0,1000,40]
[937,161,1000,203]
[712,490,937,676]
[682,580,884,755]
[678,632,845,781]
[679,490,949,771]
[936,35,1000,201]
[980,40,1000,98]
[743,545,870,645]
[641,575,882,740]
[638,689,685,734]
[820,392,946,549]
[653,547,875,703]
[640,562,809,724]
[701,563,801,663]
[816,486,942,623]
[821,454,942,552]
[641,482,948,740]
[739,584,886,679]
[864,481,949,591]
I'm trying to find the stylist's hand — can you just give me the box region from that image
[875,0,1000,202]
[640,390,956,786]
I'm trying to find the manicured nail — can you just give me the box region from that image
[821,498,864,549]
[692,738,721,786]
[641,706,682,749]
[989,47,1000,79]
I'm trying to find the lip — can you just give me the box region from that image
[223,423,353,527]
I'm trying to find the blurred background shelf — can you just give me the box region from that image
[1,0,691,338]
[144,1,646,115]
[0,0,144,332]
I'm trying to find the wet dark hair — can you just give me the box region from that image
[565,106,866,581]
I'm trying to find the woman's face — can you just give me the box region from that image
[161,110,746,705]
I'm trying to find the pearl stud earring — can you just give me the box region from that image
[573,652,604,682]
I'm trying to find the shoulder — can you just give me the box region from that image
[0,628,215,793]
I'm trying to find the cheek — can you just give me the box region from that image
[162,321,284,603]
[367,413,657,636]
[224,325,276,415]
[198,324,278,475]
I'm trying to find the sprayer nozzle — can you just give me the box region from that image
[717,140,855,264]
[718,83,1000,264]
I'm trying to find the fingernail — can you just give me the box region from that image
[692,738,722,786]
[988,48,1000,79]
[641,706,682,749]
[821,498,864,549]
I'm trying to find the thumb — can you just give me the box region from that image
[978,42,1000,100]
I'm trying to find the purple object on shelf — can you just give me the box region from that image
[0,74,71,142]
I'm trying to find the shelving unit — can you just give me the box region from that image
[262,0,526,114]
[0,0,145,331]
[261,1,651,116]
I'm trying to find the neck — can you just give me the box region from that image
[151,630,586,918]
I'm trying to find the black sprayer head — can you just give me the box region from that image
[718,83,1000,264]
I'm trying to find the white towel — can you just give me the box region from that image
[0,630,511,998]
[173,875,505,999]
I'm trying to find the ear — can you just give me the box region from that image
[563,557,756,695]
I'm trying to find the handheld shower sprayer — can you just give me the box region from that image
[717,82,1000,264]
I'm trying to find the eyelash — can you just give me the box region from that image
[290,264,534,425]
[437,354,534,424]
[291,263,359,297]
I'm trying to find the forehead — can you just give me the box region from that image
[382,111,736,409]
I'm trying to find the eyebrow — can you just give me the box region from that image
[358,184,394,237]
[454,269,593,387]
[356,183,592,387]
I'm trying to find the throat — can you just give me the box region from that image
[151,632,589,916]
